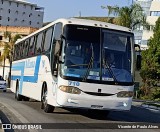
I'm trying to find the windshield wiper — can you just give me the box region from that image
[66,64,88,67]
[102,50,118,83]
[83,43,94,81]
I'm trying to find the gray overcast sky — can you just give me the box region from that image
[27,0,132,22]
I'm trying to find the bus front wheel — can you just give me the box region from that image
[41,86,55,113]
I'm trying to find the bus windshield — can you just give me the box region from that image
[61,25,133,84]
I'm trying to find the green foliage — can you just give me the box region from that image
[140,17,160,99]
[0,32,21,63]
[101,4,148,29]
[152,87,160,101]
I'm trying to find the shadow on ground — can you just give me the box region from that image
[0,110,14,132]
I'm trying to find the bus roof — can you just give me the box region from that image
[15,18,132,44]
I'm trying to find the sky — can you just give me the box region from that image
[26,0,132,22]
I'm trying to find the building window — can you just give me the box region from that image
[8,9,11,13]
[24,4,26,8]
[150,11,160,16]
[14,18,18,22]
[29,13,32,17]
[1,0,3,4]
[15,10,18,14]
[38,14,40,17]
[141,40,148,45]
[37,22,39,24]
[0,36,2,41]
[135,39,141,44]
[17,3,19,7]
[29,21,32,25]
[23,12,26,15]
[9,1,11,6]
[8,17,10,21]
[0,16,2,20]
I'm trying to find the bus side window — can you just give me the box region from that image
[16,45,20,59]
[43,27,53,52]
[22,41,26,58]
[28,37,35,56]
[35,32,43,54]
[19,43,23,58]
[24,39,29,57]
[13,45,17,60]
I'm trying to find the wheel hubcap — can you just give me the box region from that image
[43,91,47,108]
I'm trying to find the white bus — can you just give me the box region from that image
[11,18,136,114]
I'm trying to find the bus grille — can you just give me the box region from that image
[84,91,114,96]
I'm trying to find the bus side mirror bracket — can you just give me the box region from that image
[136,55,141,70]
[53,70,58,76]
[134,44,141,70]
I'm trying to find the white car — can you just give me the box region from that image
[0,76,7,92]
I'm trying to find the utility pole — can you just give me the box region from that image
[2,56,5,78]
[79,11,81,17]
[129,0,134,5]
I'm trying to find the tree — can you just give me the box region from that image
[101,4,149,29]
[140,17,160,99]
[0,31,21,86]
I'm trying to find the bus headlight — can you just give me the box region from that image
[59,86,81,94]
[117,91,134,98]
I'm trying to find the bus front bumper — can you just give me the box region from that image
[55,90,132,111]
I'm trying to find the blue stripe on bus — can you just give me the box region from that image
[11,56,41,94]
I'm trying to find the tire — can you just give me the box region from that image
[3,90,6,92]
[15,82,23,101]
[41,85,55,113]
[23,97,30,101]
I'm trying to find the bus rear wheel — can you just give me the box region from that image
[15,82,23,101]
[41,86,55,113]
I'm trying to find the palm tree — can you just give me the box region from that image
[101,4,149,29]
[0,31,21,86]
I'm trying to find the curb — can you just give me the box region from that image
[0,119,4,132]
[141,104,160,111]
[132,100,160,112]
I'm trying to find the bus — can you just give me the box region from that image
[11,18,136,114]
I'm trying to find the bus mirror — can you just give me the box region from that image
[136,55,141,70]
[134,44,140,51]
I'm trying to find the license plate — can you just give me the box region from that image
[91,105,103,109]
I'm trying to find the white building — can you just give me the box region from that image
[134,0,160,50]
[0,0,44,28]
[0,0,44,80]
